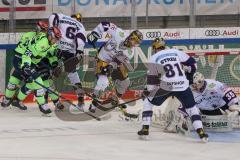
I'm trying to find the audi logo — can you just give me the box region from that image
[146,31,161,38]
[205,30,221,36]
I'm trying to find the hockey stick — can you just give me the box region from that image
[85,91,141,118]
[33,80,101,121]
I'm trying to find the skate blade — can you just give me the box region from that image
[138,135,149,140]
[41,113,52,117]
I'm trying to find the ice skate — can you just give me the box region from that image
[11,99,27,110]
[39,103,52,115]
[1,96,12,108]
[138,125,149,140]
[196,128,209,143]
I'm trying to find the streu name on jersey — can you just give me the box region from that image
[160,57,177,64]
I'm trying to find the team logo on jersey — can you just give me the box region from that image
[208,83,216,88]
[119,32,125,38]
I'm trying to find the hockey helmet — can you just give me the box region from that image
[48,27,61,44]
[192,72,205,91]
[36,21,49,32]
[71,13,82,22]
[125,30,143,47]
[152,37,165,53]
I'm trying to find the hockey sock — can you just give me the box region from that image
[5,76,21,99]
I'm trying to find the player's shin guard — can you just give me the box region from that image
[35,89,51,114]
[1,76,21,107]
[67,72,85,106]
[73,82,85,109]
[89,96,98,113]
[13,86,29,110]
[5,76,21,99]
[186,106,208,141]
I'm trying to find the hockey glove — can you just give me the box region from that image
[22,63,32,76]
[87,31,101,48]
[22,63,38,83]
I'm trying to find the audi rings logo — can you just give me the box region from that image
[205,30,221,36]
[146,31,161,38]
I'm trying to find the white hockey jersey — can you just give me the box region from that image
[147,49,190,91]
[192,79,239,111]
[49,13,86,54]
[93,22,134,66]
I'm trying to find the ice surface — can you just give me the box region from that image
[0,101,239,160]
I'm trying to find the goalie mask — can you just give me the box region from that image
[152,37,165,53]
[124,30,143,48]
[71,13,82,22]
[192,72,205,91]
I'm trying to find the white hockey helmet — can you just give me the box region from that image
[192,72,205,91]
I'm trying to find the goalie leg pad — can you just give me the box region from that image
[201,115,233,132]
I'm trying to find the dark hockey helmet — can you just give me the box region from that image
[71,13,82,22]
[152,37,165,53]
[125,30,143,47]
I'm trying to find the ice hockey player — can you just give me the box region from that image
[48,12,86,110]
[87,21,143,113]
[1,21,49,110]
[1,26,61,114]
[35,45,65,111]
[191,72,240,115]
[139,38,208,142]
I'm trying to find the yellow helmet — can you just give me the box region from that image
[152,37,165,51]
[71,13,82,22]
[125,30,143,47]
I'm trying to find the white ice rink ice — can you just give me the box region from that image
[0,100,239,160]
